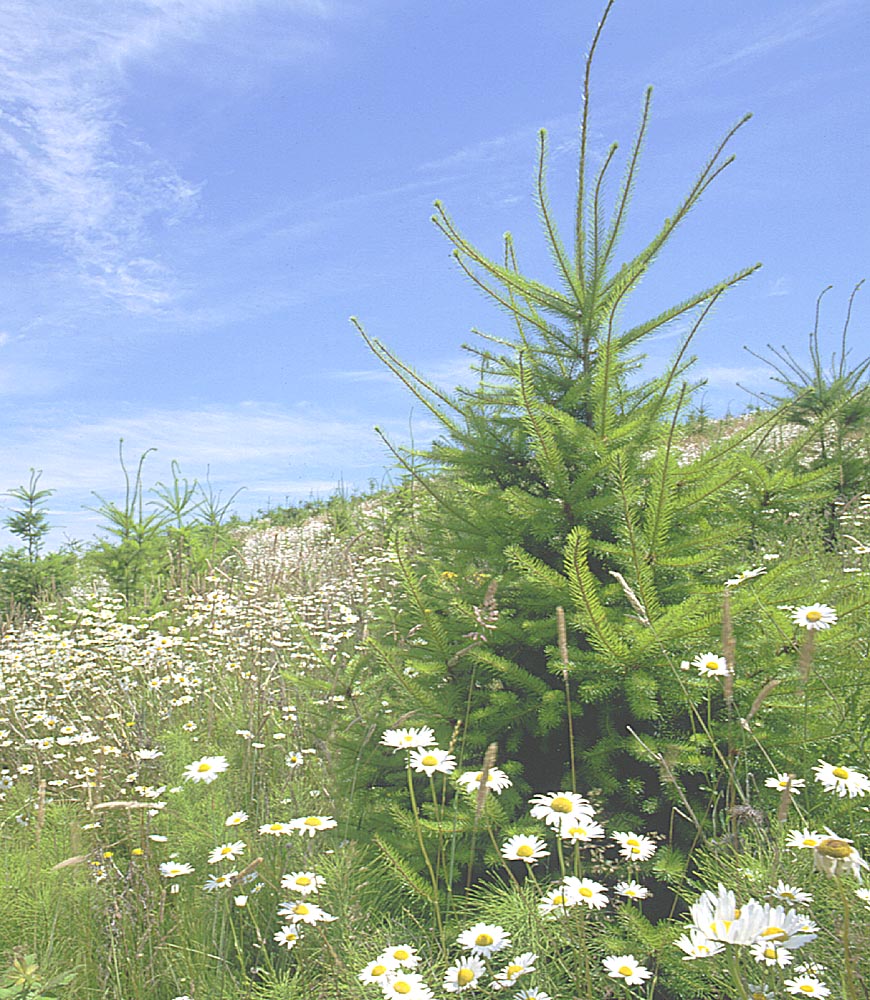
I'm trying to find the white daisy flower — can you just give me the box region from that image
[259,821,293,836]
[813,760,870,798]
[208,841,245,865]
[380,726,437,752]
[378,945,420,969]
[560,816,605,842]
[513,991,552,1000]
[358,958,397,984]
[203,871,238,891]
[602,955,652,985]
[786,829,825,849]
[225,810,248,826]
[490,952,536,990]
[768,881,813,905]
[500,834,550,864]
[673,928,725,960]
[289,815,337,837]
[612,831,657,861]
[725,566,767,587]
[784,976,830,997]
[409,746,457,776]
[456,767,512,794]
[183,755,229,783]
[813,837,869,880]
[562,876,608,909]
[856,887,870,908]
[276,900,336,925]
[529,790,594,828]
[755,905,817,949]
[442,954,486,993]
[615,880,649,900]
[280,871,325,895]
[765,773,806,794]
[750,941,793,968]
[159,861,194,878]
[692,652,731,677]
[791,604,837,630]
[273,925,302,949]
[538,885,576,918]
[456,922,510,958]
[380,971,434,1000]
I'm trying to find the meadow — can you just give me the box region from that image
[0,6,868,997]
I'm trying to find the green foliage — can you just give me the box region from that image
[747,280,868,494]
[356,5,836,830]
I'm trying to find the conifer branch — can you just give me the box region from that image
[565,526,629,659]
[576,0,617,285]
[537,129,583,303]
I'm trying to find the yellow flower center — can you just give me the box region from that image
[816,838,852,858]
[618,966,633,977]
[579,887,593,898]
[372,964,387,976]
[475,933,493,947]
[421,755,438,766]
[197,762,211,772]
[304,817,322,826]
[550,796,573,813]
[293,904,308,915]
[760,926,786,940]
[394,984,411,995]
[799,987,815,995]
[552,894,565,905]
[805,610,822,622]
[516,845,534,857]
[507,964,523,977]
[764,947,777,959]
[626,838,640,846]
[457,969,475,986]
[832,766,850,779]
[802,838,818,847]
[569,827,587,837]
[296,876,311,885]
[705,660,718,670]
[269,823,283,831]
[394,950,409,960]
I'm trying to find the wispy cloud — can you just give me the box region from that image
[0,0,339,312]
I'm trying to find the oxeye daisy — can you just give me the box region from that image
[491,953,536,990]
[409,746,457,776]
[529,790,593,828]
[501,834,550,864]
[602,955,652,985]
[379,945,420,969]
[750,942,793,968]
[673,929,725,959]
[612,831,657,861]
[563,876,608,909]
[765,773,806,794]
[358,958,397,984]
[813,837,869,879]
[290,815,337,837]
[280,871,325,895]
[276,900,336,924]
[791,604,837,630]
[538,886,575,918]
[208,841,245,864]
[560,816,605,842]
[159,861,194,878]
[380,726,437,752]
[456,767,512,794]
[456,922,510,957]
[786,829,825,849]
[513,991,551,1000]
[784,976,830,997]
[273,925,302,949]
[768,881,813,905]
[813,760,870,798]
[615,880,649,900]
[183,755,229,783]
[203,871,238,891]
[692,652,731,677]
[225,810,248,826]
[442,954,486,993]
[259,821,292,836]
[380,971,434,1000]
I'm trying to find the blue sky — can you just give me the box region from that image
[0,0,867,547]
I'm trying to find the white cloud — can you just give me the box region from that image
[0,0,340,312]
